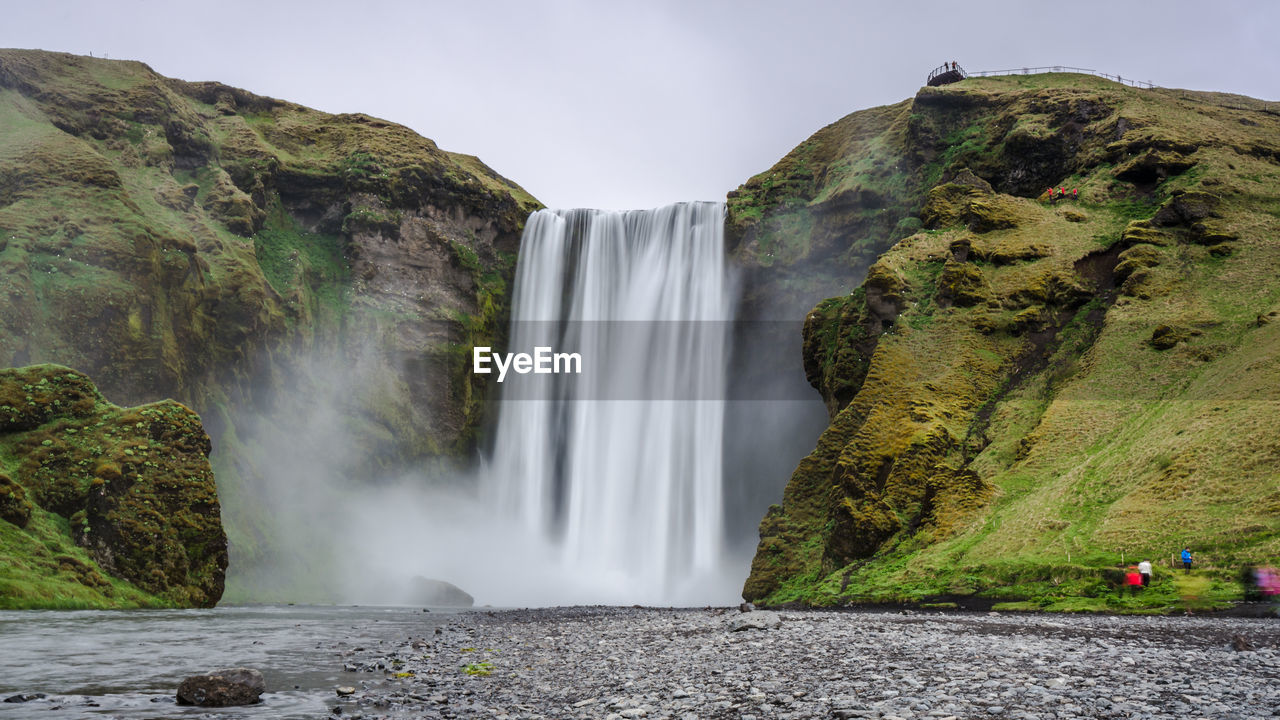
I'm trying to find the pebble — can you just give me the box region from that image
[326,606,1280,719]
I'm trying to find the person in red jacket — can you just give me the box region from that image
[1125,567,1143,596]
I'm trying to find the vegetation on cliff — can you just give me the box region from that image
[741,74,1280,612]
[0,364,226,608]
[0,49,541,600]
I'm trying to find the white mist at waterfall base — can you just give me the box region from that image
[475,202,738,606]
[217,202,800,607]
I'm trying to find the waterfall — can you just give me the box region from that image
[485,202,732,604]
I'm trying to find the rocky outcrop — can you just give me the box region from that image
[0,50,541,601]
[0,365,226,607]
[408,577,475,607]
[740,73,1280,609]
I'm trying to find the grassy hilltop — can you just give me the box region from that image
[0,49,540,604]
[736,73,1280,612]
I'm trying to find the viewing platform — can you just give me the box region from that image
[927,63,966,86]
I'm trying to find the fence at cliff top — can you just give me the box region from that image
[951,66,1280,116]
[966,65,1156,88]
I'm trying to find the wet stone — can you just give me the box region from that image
[175,668,265,707]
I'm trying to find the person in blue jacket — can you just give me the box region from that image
[1181,547,1193,573]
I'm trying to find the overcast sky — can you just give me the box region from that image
[4,1,1276,209]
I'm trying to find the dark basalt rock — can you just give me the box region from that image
[176,668,266,707]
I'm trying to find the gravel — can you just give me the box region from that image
[331,606,1280,719]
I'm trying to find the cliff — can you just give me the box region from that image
[739,74,1280,611]
[0,50,541,600]
[0,365,225,608]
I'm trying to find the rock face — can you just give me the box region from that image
[0,50,541,600]
[176,668,265,707]
[737,73,1280,607]
[0,365,226,607]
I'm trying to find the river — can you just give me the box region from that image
[0,604,460,719]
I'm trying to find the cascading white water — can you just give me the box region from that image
[486,202,732,604]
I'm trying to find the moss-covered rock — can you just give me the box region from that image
[1112,148,1196,183]
[981,240,1053,265]
[921,183,988,229]
[0,472,32,528]
[966,196,1021,233]
[1120,220,1175,247]
[936,260,991,307]
[1149,324,1190,350]
[0,366,102,432]
[1114,244,1163,282]
[0,364,226,607]
[204,169,264,236]
[1152,190,1221,226]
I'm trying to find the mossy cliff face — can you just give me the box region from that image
[0,365,226,608]
[0,50,541,599]
[742,74,1280,610]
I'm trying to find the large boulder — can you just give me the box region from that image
[407,577,474,607]
[176,668,265,707]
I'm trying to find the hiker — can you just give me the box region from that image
[1125,567,1143,596]
[1138,559,1152,586]
[1244,566,1269,600]
[1260,566,1280,598]
[1072,188,1078,200]
[1181,547,1193,573]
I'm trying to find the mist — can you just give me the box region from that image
[209,212,833,610]
[212,346,757,608]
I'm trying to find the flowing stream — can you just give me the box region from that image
[0,605,457,719]
[485,202,733,604]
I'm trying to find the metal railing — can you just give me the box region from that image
[927,63,967,84]
[965,65,1156,88]
[927,65,1279,116]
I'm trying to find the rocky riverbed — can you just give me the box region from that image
[333,606,1278,720]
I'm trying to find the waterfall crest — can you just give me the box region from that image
[485,202,732,603]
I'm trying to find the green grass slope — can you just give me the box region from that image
[741,73,1280,612]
